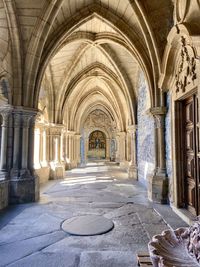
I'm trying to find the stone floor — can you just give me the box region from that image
[0,162,188,267]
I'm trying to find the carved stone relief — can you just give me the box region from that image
[84,109,116,131]
[175,36,197,93]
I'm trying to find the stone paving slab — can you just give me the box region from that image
[0,163,187,266]
[0,231,66,266]
[79,251,137,267]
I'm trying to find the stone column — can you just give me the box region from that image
[49,125,65,179]
[84,137,88,163]
[11,112,21,174]
[68,134,72,167]
[0,108,11,209]
[106,138,110,160]
[115,134,120,163]
[21,114,31,171]
[10,108,39,204]
[0,112,9,172]
[128,125,138,179]
[148,107,168,203]
[118,132,126,164]
[76,135,81,165]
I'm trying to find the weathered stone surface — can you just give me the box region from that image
[0,163,187,266]
[79,251,137,267]
[0,180,8,209]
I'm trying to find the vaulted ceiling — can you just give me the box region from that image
[0,0,174,130]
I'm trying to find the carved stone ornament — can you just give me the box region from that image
[148,217,200,267]
[84,109,116,130]
[175,36,197,93]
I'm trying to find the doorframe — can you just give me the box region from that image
[174,88,198,211]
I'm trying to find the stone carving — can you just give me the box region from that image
[148,218,200,267]
[175,36,197,93]
[84,109,116,130]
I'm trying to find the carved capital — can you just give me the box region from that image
[13,113,21,128]
[127,125,137,134]
[150,107,167,116]
[1,112,10,127]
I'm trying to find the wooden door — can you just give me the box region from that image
[184,95,200,215]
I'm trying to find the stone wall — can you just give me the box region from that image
[137,73,155,184]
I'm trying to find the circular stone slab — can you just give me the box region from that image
[61,215,114,236]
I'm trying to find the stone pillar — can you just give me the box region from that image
[115,134,120,163]
[75,134,81,166]
[68,133,72,167]
[118,132,126,164]
[49,125,64,179]
[10,108,39,204]
[128,125,138,180]
[106,138,110,160]
[21,114,31,171]
[0,112,9,172]
[148,107,168,204]
[84,137,88,163]
[0,108,11,209]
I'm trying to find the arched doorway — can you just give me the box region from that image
[88,130,106,160]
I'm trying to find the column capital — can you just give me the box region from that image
[127,125,137,133]
[150,107,167,116]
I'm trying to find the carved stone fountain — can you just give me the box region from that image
[148,218,200,267]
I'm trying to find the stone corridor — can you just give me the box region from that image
[0,162,187,267]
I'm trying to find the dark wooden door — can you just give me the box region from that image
[184,95,200,215]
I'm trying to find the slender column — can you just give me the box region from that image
[115,135,120,162]
[21,114,31,170]
[154,114,166,174]
[28,115,37,171]
[119,132,126,162]
[148,107,168,203]
[46,128,50,164]
[106,138,110,160]
[42,128,47,165]
[68,134,72,163]
[12,113,21,171]
[76,135,81,165]
[0,112,9,171]
[84,137,88,163]
[128,125,138,179]
[39,127,43,166]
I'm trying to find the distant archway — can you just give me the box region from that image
[88,130,106,160]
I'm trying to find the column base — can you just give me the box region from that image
[35,166,50,184]
[148,174,168,204]
[9,175,39,204]
[50,162,64,179]
[128,165,138,180]
[0,178,9,209]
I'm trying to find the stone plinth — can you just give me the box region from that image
[0,179,8,209]
[148,174,168,204]
[9,175,39,204]
[35,166,50,184]
[50,163,64,180]
[128,165,138,180]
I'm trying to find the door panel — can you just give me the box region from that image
[184,95,199,216]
